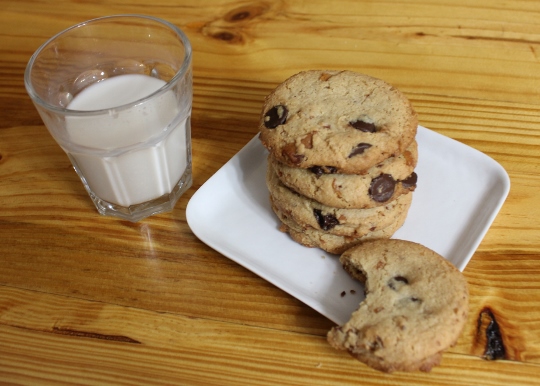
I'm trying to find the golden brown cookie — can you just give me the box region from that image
[259,70,418,174]
[267,165,413,237]
[327,239,469,373]
[271,198,409,254]
[270,140,418,209]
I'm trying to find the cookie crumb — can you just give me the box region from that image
[315,362,323,368]
[340,291,346,297]
[350,289,356,294]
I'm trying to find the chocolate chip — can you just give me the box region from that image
[264,105,288,128]
[348,143,372,158]
[308,165,338,177]
[350,120,377,133]
[309,166,324,177]
[411,297,421,302]
[388,275,409,291]
[313,209,339,231]
[394,276,409,284]
[369,336,384,351]
[369,174,396,202]
[401,172,418,189]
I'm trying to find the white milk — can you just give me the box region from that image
[65,74,189,207]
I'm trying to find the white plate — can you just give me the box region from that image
[186,126,510,325]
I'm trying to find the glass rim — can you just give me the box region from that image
[24,14,192,116]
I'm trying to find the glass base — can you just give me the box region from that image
[86,167,192,222]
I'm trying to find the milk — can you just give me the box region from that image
[64,74,190,207]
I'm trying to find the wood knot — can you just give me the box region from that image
[201,2,272,45]
[228,10,251,21]
[224,3,268,23]
[476,308,506,360]
[210,30,244,44]
[212,31,235,41]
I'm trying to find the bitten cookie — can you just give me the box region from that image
[270,140,418,209]
[327,239,469,373]
[267,166,413,237]
[271,198,409,254]
[259,70,418,174]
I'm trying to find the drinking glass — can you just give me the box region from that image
[25,15,193,222]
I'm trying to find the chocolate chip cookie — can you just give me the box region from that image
[271,198,408,254]
[327,239,469,373]
[270,140,418,209]
[267,166,413,237]
[259,70,418,174]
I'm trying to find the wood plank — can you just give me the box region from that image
[2,1,540,107]
[1,286,540,386]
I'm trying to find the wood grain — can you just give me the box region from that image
[2,286,540,386]
[2,0,540,384]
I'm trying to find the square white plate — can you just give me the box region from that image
[186,126,510,325]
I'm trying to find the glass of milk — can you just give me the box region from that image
[24,15,193,222]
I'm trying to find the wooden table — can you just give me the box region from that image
[2,1,540,384]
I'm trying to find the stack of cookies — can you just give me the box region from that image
[258,71,470,373]
[259,70,419,254]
